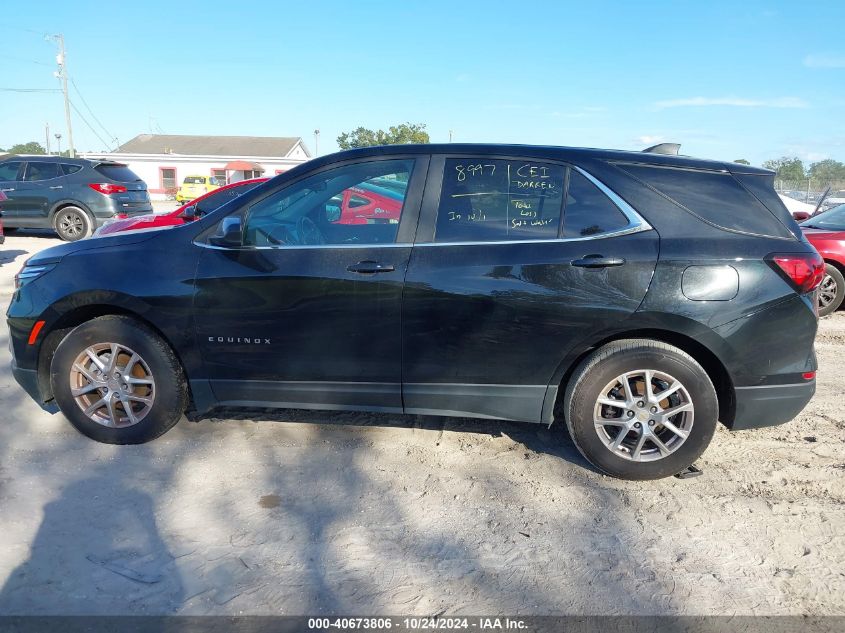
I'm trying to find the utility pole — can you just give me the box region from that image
[55,133,62,156]
[314,129,320,157]
[45,122,51,154]
[449,129,453,143]
[51,34,75,158]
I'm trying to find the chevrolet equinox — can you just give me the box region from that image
[7,144,821,480]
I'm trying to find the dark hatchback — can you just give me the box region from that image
[7,144,821,480]
[0,155,151,241]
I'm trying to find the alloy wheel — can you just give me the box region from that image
[593,369,694,462]
[57,211,85,239]
[818,273,838,309]
[68,343,156,428]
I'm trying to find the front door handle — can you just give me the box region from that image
[347,261,396,274]
[0,188,13,192]
[572,254,627,268]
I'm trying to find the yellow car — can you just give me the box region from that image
[175,175,221,204]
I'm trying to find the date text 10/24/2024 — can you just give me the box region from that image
[307,617,529,630]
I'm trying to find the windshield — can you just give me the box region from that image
[801,204,845,231]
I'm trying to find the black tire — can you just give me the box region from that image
[563,339,718,480]
[818,264,845,317]
[53,206,91,241]
[50,315,188,444]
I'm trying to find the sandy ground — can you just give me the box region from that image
[0,232,842,616]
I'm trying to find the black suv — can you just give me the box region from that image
[7,144,821,480]
[0,156,151,241]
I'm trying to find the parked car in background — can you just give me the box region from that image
[176,175,222,205]
[800,204,845,316]
[8,143,821,480]
[0,156,151,241]
[96,178,268,236]
[0,189,6,244]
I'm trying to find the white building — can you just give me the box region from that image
[81,134,311,200]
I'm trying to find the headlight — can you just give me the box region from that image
[15,262,56,289]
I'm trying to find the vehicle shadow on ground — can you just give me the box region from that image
[201,406,601,475]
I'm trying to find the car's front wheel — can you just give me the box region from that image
[818,263,845,317]
[53,206,91,241]
[563,339,718,480]
[50,315,188,444]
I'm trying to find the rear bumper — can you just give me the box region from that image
[730,381,815,430]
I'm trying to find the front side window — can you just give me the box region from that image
[563,170,630,237]
[242,159,413,247]
[23,162,61,182]
[0,161,23,181]
[435,158,564,242]
[194,181,262,216]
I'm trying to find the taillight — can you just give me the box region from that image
[88,183,127,195]
[767,252,825,293]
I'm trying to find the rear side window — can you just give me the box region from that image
[733,172,801,238]
[435,158,564,242]
[563,171,630,237]
[0,161,23,181]
[23,162,60,181]
[60,163,83,175]
[94,164,141,182]
[617,163,793,238]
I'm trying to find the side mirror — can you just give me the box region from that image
[792,211,810,222]
[180,204,198,220]
[208,216,242,247]
[325,202,342,223]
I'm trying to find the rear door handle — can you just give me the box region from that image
[572,255,626,268]
[49,185,63,190]
[347,261,396,274]
[0,188,13,192]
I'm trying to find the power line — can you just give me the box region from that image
[69,77,117,147]
[68,99,113,151]
[0,55,52,67]
[0,87,61,92]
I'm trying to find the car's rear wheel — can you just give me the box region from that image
[563,339,718,480]
[53,206,91,241]
[2,227,19,234]
[50,315,188,444]
[817,264,845,317]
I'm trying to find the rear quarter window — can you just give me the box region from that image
[94,164,141,182]
[60,163,83,175]
[615,163,793,238]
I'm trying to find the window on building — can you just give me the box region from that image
[160,168,177,191]
[435,158,564,242]
[212,169,227,185]
[243,169,263,180]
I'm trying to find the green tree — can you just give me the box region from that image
[733,159,750,165]
[337,122,429,149]
[6,141,46,155]
[762,156,805,180]
[808,158,845,182]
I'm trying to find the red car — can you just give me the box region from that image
[800,203,845,316]
[95,178,268,236]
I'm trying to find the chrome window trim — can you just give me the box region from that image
[195,164,653,251]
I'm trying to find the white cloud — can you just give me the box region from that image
[803,53,845,68]
[654,96,808,109]
[635,135,665,145]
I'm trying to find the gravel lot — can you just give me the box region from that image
[0,232,843,616]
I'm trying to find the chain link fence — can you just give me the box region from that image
[775,179,845,206]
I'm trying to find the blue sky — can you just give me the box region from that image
[1,0,843,165]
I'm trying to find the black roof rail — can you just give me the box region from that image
[642,143,681,156]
